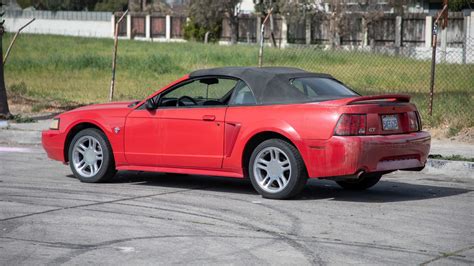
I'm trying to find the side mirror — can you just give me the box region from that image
[145,98,156,110]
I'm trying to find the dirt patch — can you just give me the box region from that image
[453,128,474,144]
[428,126,474,144]
[7,92,82,119]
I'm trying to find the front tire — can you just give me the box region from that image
[249,139,307,199]
[68,128,116,183]
[336,173,382,190]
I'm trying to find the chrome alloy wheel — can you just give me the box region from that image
[72,136,103,178]
[253,147,292,193]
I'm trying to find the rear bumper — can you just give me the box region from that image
[42,130,66,162]
[304,131,431,178]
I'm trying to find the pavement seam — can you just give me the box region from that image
[419,245,474,265]
[0,186,208,222]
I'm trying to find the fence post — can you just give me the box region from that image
[166,15,171,40]
[440,26,447,62]
[362,17,368,47]
[126,14,131,39]
[256,15,262,45]
[465,12,474,64]
[145,15,151,40]
[462,15,467,64]
[395,16,402,54]
[281,16,288,48]
[111,14,115,38]
[425,16,432,48]
[305,16,311,45]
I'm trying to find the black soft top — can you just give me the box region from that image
[189,67,335,104]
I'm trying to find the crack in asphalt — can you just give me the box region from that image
[79,203,434,256]
[0,186,209,222]
[1,191,436,265]
[1,232,437,260]
[419,245,474,265]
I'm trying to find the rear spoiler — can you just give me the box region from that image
[342,94,411,105]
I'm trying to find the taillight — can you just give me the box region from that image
[334,114,367,136]
[416,111,422,131]
[408,111,420,132]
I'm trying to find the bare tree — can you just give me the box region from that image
[188,0,242,44]
[128,0,169,12]
[357,0,385,47]
[0,3,11,119]
[327,0,347,48]
[222,0,242,44]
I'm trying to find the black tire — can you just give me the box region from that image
[336,173,382,190]
[68,128,117,183]
[248,139,308,199]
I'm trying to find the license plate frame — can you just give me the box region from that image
[382,114,399,131]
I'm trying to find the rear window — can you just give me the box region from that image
[290,77,358,100]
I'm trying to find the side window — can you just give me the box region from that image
[291,79,318,97]
[158,77,238,107]
[290,77,357,98]
[229,81,257,105]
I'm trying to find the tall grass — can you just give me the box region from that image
[3,34,473,128]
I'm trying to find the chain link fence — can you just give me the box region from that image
[259,39,474,132]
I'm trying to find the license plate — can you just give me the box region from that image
[382,115,399,130]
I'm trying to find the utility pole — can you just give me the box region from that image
[429,0,448,116]
[258,8,273,68]
[109,10,129,102]
[0,2,11,119]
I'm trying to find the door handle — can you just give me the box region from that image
[202,115,216,121]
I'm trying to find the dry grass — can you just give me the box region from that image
[3,34,473,129]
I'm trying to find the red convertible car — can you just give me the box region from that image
[42,67,430,199]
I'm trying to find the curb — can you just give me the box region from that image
[0,120,8,129]
[0,130,41,145]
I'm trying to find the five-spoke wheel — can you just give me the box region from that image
[68,128,116,183]
[253,147,292,194]
[72,136,103,178]
[249,139,307,199]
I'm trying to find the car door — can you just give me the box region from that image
[123,107,161,167]
[156,77,238,169]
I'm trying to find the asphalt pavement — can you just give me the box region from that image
[0,144,473,265]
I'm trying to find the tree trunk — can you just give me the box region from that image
[329,14,341,49]
[0,28,11,119]
[228,16,239,45]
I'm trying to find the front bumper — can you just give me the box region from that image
[304,131,431,178]
[42,130,66,162]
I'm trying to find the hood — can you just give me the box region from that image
[60,101,138,117]
[70,101,136,112]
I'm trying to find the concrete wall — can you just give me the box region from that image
[5,17,111,38]
[4,10,474,64]
[466,12,474,64]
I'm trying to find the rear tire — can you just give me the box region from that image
[336,173,382,190]
[68,128,117,183]
[249,139,307,199]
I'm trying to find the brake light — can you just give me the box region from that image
[408,111,419,132]
[335,114,367,136]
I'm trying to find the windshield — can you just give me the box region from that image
[290,77,358,100]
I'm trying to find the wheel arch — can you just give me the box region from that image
[63,122,105,163]
[241,131,303,178]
